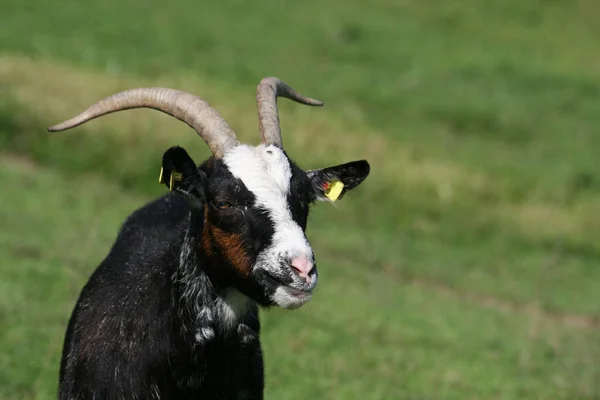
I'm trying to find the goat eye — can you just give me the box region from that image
[215,201,232,210]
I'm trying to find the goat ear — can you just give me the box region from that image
[160,146,199,191]
[307,160,370,202]
[160,146,207,207]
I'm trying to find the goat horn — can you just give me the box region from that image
[256,77,323,148]
[47,88,239,159]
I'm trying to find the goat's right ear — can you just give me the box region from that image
[307,160,370,202]
[160,146,199,191]
[160,146,207,206]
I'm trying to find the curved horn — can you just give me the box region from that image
[48,88,239,159]
[256,77,323,148]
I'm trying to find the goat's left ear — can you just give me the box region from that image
[307,160,370,202]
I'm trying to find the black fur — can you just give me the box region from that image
[58,146,370,399]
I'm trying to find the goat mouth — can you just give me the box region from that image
[281,285,312,298]
[262,272,313,296]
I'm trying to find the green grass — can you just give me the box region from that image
[1,0,600,398]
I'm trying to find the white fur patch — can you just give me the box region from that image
[272,286,312,309]
[218,288,252,329]
[223,144,314,271]
[195,327,215,343]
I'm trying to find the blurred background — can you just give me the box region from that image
[1,0,599,399]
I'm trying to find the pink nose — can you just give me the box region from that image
[289,256,315,281]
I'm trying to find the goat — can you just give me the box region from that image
[48,77,370,400]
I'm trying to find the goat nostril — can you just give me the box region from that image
[288,256,314,281]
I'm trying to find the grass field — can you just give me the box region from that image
[1,0,600,399]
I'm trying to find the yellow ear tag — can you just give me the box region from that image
[324,180,344,201]
[158,167,165,184]
[169,171,182,191]
[159,167,182,191]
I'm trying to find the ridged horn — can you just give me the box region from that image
[256,77,323,148]
[47,88,239,159]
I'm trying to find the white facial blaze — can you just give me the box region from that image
[223,144,314,274]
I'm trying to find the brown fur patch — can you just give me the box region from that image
[201,207,214,257]
[201,204,251,277]
[211,227,252,278]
